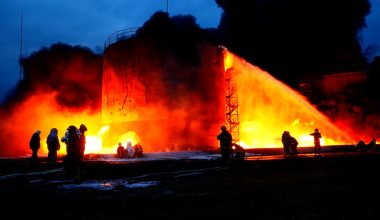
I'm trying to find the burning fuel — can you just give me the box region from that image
[222,49,354,148]
[0,43,371,157]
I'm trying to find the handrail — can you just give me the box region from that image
[104,27,139,49]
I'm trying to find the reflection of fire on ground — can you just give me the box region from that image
[0,41,371,157]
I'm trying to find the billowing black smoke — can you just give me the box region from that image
[135,11,219,66]
[214,0,380,140]
[3,43,103,111]
[216,0,371,87]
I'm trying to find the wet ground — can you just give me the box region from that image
[1,148,380,219]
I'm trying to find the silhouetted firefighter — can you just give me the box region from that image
[61,125,82,182]
[78,124,88,161]
[29,130,41,164]
[310,128,322,156]
[217,125,233,162]
[368,138,377,153]
[282,131,298,155]
[133,143,144,158]
[116,142,125,158]
[232,143,245,162]
[46,128,60,165]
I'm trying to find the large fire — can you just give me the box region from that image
[222,49,354,148]
[0,92,142,156]
[0,44,370,157]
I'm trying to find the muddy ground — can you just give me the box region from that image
[1,151,380,220]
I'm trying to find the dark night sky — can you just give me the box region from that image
[0,0,379,102]
[0,0,222,102]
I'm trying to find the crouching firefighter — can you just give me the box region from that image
[232,143,245,162]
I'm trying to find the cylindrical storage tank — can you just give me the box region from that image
[102,38,226,151]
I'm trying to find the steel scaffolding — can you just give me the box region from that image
[225,68,240,144]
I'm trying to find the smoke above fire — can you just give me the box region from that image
[216,0,371,86]
[0,43,103,156]
[0,6,378,157]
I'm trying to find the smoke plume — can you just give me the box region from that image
[216,0,371,86]
[0,43,102,156]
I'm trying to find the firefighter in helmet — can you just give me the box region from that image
[61,125,82,182]
[29,130,41,164]
[78,124,88,161]
[217,125,233,162]
[282,131,298,155]
[133,143,144,158]
[310,128,322,156]
[282,131,290,155]
[47,128,60,164]
[116,142,125,158]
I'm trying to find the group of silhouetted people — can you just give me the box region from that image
[29,123,88,182]
[216,125,326,162]
[116,141,144,158]
[281,128,322,156]
[356,138,377,153]
[282,131,299,155]
[30,129,61,164]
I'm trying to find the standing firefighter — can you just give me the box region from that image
[61,125,82,182]
[310,128,322,156]
[117,143,125,158]
[217,125,233,162]
[29,130,41,164]
[78,124,88,161]
[46,128,60,165]
[125,141,134,158]
[282,131,291,155]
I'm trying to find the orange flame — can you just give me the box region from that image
[0,92,144,156]
[1,45,362,157]
[222,48,354,148]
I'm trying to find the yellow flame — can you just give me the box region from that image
[223,50,352,148]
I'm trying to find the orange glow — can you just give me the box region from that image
[0,92,140,156]
[222,47,233,71]
[101,42,225,152]
[2,44,367,157]
[222,49,354,148]
[85,126,110,154]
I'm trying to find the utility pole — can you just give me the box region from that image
[19,8,24,81]
[166,0,169,14]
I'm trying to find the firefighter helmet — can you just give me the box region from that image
[79,124,88,132]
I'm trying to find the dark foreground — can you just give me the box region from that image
[1,152,380,220]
